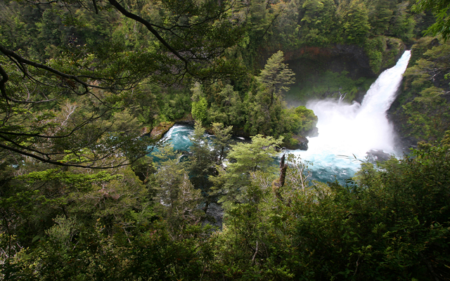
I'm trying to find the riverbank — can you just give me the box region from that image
[142,113,196,140]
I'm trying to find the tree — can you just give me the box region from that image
[211,134,283,208]
[152,143,203,228]
[299,0,337,46]
[390,1,416,42]
[368,0,394,36]
[400,39,450,142]
[211,122,233,163]
[187,121,214,189]
[246,50,295,136]
[414,0,450,40]
[256,50,295,102]
[207,83,245,126]
[339,0,370,46]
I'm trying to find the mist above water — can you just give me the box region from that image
[287,50,411,182]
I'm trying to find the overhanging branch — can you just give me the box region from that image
[107,0,189,67]
[0,44,115,92]
[0,142,139,169]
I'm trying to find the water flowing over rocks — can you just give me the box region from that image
[144,114,195,140]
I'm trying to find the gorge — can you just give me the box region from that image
[153,50,412,183]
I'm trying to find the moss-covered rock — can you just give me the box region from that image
[140,127,151,136]
[285,134,309,150]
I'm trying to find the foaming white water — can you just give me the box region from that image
[287,51,411,179]
[161,124,192,141]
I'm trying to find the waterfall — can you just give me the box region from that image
[154,51,411,182]
[287,50,411,182]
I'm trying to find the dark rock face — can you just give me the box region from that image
[387,94,418,152]
[366,149,391,163]
[259,45,372,76]
[203,203,223,228]
[259,44,375,80]
[285,45,376,85]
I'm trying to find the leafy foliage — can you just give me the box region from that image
[414,0,450,40]
[339,0,371,46]
[0,0,245,167]
[1,0,450,280]
[391,37,450,143]
[3,124,450,280]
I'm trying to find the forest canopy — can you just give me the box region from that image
[1,0,450,280]
[0,0,248,168]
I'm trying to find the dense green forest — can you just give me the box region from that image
[389,36,450,146]
[1,0,450,280]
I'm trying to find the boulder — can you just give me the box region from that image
[147,114,195,140]
[140,126,151,136]
[366,149,391,163]
[150,121,175,140]
[286,135,309,150]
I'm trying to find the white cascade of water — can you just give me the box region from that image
[161,124,191,142]
[287,51,411,179]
